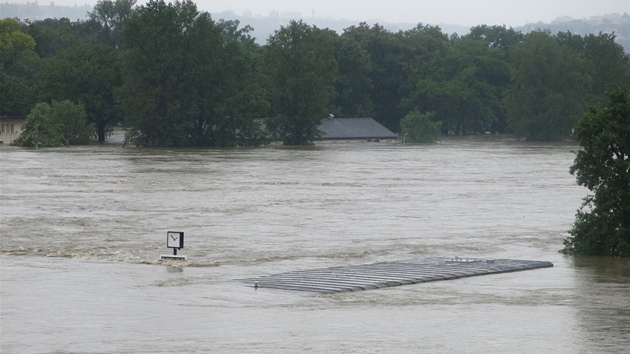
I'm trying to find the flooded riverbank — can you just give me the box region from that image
[1,137,628,353]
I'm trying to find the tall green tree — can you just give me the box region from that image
[0,18,39,116]
[343,23,449,133]
[556,31,630,102]
[1,18,37,71]
[262,20,338,145]
[341,24,403,132]
[0,73,31,115]
[504,31,592,140]
[331,35,374,118]
[396,24,450,133]
[88,0,137,48]
[119,0,267,147]
[38,45,122,142]
[562,87,630,257]
[25,18,99,58]
[404,36,508,135]
[186,14,269,146]
[583,33,629,97]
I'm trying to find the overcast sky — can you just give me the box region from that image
[191,0,628,26]
[40,0,630,27]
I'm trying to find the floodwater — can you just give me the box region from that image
[1,137,629,353]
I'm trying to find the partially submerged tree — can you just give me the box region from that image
[38,45,121,142]
[119,0,267,147]
[400,111,441,143]
[562,87,630,257]
[14,100,93,147]
[263,20,338,145]
[54,100,94,145]
[504,31,592,140]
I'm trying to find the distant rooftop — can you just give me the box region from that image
[319,117,398,140]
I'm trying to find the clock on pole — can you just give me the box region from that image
[160,231,187,260]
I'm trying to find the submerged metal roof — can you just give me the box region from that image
[244,257,553,294]
[319,118,398,140]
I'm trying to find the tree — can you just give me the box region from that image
[1,18,37,71]
[583,33,630,98]
[331,35,374,118]
[342,24,402,132]
[404,36,508,135]
[262,20,338,145]
[25,18,99,59]
[343,23,449,133]
[504,31,592,140]
[53,100,94,144]
[0,18,39,116]
[400,111,441,143]
[216,19,254,43]
[14,102,66,147]
[562,87,630,257]
[467,25,524,52]
[38,45,122,142]
[88,0,137,49]
[14,100,93,147]
[556,31,630,104]
[119,0,268,147]
[0,72,31,115]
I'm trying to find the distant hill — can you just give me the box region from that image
[516,13,630,51]
[210,10,471,44]
[2,2,627,51]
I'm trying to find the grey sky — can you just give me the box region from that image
[37,0,629,27]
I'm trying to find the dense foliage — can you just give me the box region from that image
[504,31,592,140]
[2,0,630,146]
[562,87,630,257]
[118,0,268,147]
[262,20,337,145]
[14,100,93,147]
[400,111,441,143]
[38,44,121,142]
[1,18,38,115]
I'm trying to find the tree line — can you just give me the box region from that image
[2,0,629,147]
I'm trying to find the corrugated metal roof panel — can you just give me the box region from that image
[243,257,554,294]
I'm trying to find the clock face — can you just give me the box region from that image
[167,231,183,248]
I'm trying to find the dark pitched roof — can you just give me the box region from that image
[319,118,398,140]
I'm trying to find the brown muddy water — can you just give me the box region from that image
[1,137,629,353]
